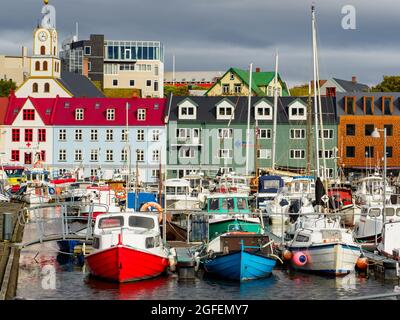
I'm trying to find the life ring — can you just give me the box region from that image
[140,202,171,223]
[115,188,126,200]
[48,187,55,195]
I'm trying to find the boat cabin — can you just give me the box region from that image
[287,176,315,197]
[206,194,250,214]
[291,228,355,247]
[92,212,161,251]
[2,166,26,185]
[258,175,284,194]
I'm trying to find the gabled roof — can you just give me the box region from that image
[168,96,337,124]
[164,71,224,82]
[4,97,57,125]
[206,67,289,96]
[0,97,9,125]
[177,97,199,107]
[51,98,166,126]
[58,71,105,98]
[332,78,369,93]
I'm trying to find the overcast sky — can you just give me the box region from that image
[1,0,399,87]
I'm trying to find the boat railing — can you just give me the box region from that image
[16,202,109,247]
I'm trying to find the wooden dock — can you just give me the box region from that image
[0,202,25,300]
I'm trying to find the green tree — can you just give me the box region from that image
[371,76,400,92]
[0,79,17,97]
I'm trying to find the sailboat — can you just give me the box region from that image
[285,5,361,276]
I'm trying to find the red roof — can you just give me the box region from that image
[0,97,9,125]
[4,97,57,125]
[4,97,166,126]
[52,97,166,126]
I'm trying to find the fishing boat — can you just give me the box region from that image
[80,185,121,218]
[213,173,250,195]
[85,212,171,282]
[327,185,358,226]
[205,193,262,240]
[354,204,400,242]
[286,225,361,276]
[354,173,394,206]
[1,165,26,186]
[254,175,285,211]
[201,231,278,281]
[19,168,53,204]
[286,176,315,201]
[165,178,200,210]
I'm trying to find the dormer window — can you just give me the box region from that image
[107,109,115,120]
[382,96,393,115]
[216,100,235,120]
[138,109,146,121]
[363,96,374,115]
[75,108,84,120]
[344,96,356,115]
[254,100,273,120]
[178,99,197,120]
[23,109,35,121]
[288,100,307,120]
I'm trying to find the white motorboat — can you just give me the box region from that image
[287,224,361,276]
[165,178,200,210]
[354,204,400,242]
[354,174,394,206]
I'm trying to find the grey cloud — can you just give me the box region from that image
[1,0,400,86]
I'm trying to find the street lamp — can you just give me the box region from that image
[371,127,387,242]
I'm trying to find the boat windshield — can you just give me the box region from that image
[221,198,235,212]
[385,208,395,217]
[129,216,155,229]
[98,216,124,229]
[263,180,281,190]
[369,208,381,217]
[237,198,248,210]
[209,198,220,211]
[321,230,342,241]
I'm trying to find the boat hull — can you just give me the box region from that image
[204,250,276,281]
[288,243,360,276]
[85,245,169,283]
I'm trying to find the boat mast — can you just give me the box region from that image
[306,82,312,176]
[312,5,320,179]
[126,101,131,192]
[271,52,279,174]
[245,63,253,176]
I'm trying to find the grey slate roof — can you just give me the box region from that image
[336,92,400,116]
[167,95,338,124]
[332,78,369,93]
[59,71,105,98]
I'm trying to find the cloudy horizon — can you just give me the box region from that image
[1,0,399,87]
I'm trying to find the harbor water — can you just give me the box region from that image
[16,207,397,300]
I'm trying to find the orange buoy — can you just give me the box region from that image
[356,257,368,270]
[282,250,293,261]
[292,251,307,267]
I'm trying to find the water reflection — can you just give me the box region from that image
[15,207,398,300]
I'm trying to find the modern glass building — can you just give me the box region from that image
[104,41,164,62]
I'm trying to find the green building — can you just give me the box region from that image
[166,95,338,179]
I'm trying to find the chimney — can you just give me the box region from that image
[352,76,357,84]
[255,67,261,72]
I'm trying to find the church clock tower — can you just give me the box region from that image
[16,0,72,98]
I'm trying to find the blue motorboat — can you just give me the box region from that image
[203,237,277,281]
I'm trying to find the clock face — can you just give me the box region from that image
[38,31,48,42]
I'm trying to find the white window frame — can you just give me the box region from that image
[121,129,128,141]
[75,108,84,120]
[106,109,115,121]
[289,102,307,120]
[222,84,230,94]
[179,105,196,120]
[74,150,82,162]
[136,149,145,162]
[90,129,98,141]
[106,150,114,162]
[318,149,334,159]
[58,129,66,141]
[218,149,233,159]
[218,128,233,139]
[176,128,191,140]
[84,46,91,55]
[151,169,160,178]
[318,129,334,139]
[217,104,234,120]
[137,129,145,141]
[152,129,160,141]
[229,72,235,80]
[234,84,241,94]
[90,149,98,162]
[58,149,66,161]
[75,129,82,141]
[290,149,305,159]
[255,101,273,120]
[106,129,113,141]
[121,149,128,162]
[259,128,272,139]
[138,109,146,121]
[257,149,272,159]
[152,149,160,162]
[290,129,306,140]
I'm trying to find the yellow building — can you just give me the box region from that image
[0,47,31,86]
[205,67,289,97]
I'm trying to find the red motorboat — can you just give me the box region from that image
[85,212,171,283]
